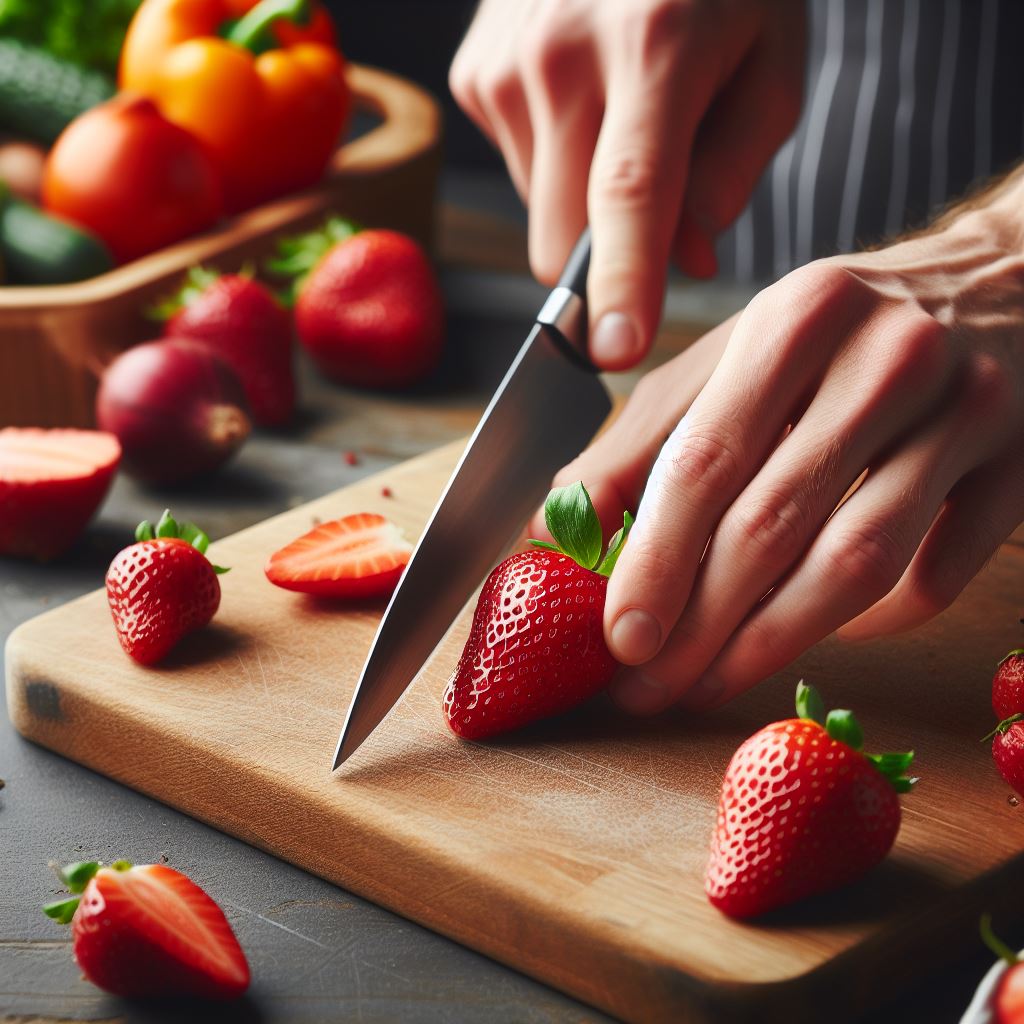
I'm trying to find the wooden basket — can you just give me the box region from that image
[0,64,442,429]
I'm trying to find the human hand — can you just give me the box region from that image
[449,0,805,369]
[535,190,1024,714]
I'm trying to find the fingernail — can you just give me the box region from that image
[611,671,668,715]
[609,607,662,664]
[678,672,726,711]
[591,312,640,366]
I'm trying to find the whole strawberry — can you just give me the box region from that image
[44,859,249,999]
[706,682,916,919]
[985,649,1024,796]
[106,510,227,665]
[156,266,295,426]
[270,218,444,390]
[444,482,632,740]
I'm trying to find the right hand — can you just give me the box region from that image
[449,0,806,369]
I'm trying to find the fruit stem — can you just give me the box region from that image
[981,913,1021,966]
[999,649,1024,668]
[981,713,1024,744]
[226,0,310,50]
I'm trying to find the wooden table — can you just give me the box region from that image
[1,206,1015,1023]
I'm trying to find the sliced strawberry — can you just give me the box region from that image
[0,428,120,560]
[265,512,413,598]
[44,860,249,1000]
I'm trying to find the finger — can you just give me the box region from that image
[526,315,736,541]
[610,308,952,713]
[684,352,1016,709]
[604,264,874,666]
[676,8,805,250]
[839,452,1024,640]
[585,30,714,370]
[522,34,602,283]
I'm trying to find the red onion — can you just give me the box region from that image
[96,339,251,484]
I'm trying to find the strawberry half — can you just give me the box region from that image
[106,510,228,665]
[155,266,295,427]
[44,859,249,1000]
[443,482,633,741]
[269,218,444,390]
[264,512,413,599]
[983,648,1024,796]
[706,682,916,919]
[980,914,1024,1024]
[0,428,120,560]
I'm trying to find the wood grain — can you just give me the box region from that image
[6,441,1024,1023]
[0,64,441,430]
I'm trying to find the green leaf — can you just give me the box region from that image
[794,681,825,725]
[156,510,178,539]
[59,861,100,894]
[135,520,154,542]
[43,896,80,924]
[825,709,863,750]
[596,510,635,577]
[266,215,361,301]
[179,522,210,555]
[543,482,603,571]
[147,264,221,322]
[865,751,915,773]
[528,540,561,554]
[212,564,230,575]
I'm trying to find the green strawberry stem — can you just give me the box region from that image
[43,860,131,924]
[135,511,230,574]
[981,713,1024,743]
[527,481,633,577]
[981,913,1021,966]
[794,681,917,794]
[999,649,1024,667]
[266,215,361,304]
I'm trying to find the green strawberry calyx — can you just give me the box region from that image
[528,481,633,577]
[795,681,917,794]
[43,860,132,924]
[266,215,362,305]
[980,913,1021,966]
[149,264,226,322]
[135,510,230,575]
[998,649,1024,668]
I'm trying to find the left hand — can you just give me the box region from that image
[535,202,1024,714]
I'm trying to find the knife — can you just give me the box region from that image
[332,229,612,769]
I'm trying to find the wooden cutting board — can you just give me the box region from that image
[6,440,1024,1023]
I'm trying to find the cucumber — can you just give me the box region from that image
[0,187,113,284]
[0,39,115,145]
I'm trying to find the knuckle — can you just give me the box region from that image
[618,0,691,49]
[728,488,810,572]
[902,569,960,624]
[520,22,567,83]
[892,314,950,390]
[960,352,1015,422]
[447,59,476,109]
[822,519,907,597]
[656,428,742,505]
[476,66,521,114]
[626,543,686,594]
[590,147,661,209]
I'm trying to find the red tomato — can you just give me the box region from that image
[42,94,223,264]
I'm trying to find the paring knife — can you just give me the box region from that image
[332,229,611,769]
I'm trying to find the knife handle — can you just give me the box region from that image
[536,228,594,368]
[557,227,591,298]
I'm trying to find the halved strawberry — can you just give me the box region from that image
[265,512,413,598]
[44,859,249,1000]
[0,428,121,560]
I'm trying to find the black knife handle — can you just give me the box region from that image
[557,227,591,298]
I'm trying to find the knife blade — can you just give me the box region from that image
[332,229,610,769]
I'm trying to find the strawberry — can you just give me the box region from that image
[443,482,633,741]
[44,859,249,1000]
[0,428,120,560]
[984,649,1024,796]
[265,512,413,599]
[155,266,295,426]
[269,218,444,390]
[979,914,1024,1024]
[706,682,917,919]
[106,510,227,665]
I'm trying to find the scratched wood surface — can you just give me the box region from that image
[6,441,1024,1024]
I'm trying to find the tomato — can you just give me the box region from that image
[42,94,223,264]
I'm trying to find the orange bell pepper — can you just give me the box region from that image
[120,0,349,213]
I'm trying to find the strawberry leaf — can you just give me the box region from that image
[597,510,635,577]
[59,861,101,893]
[266,215,362,303]
[543,482,603,571]
[156,509,178,538]
[528,540,561,554]
[43,896,80,924]
[179,522,210,555]
[794,681,825,725]
[825,709,863,750]
[135,520,155,542]
[148,264,221,322]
